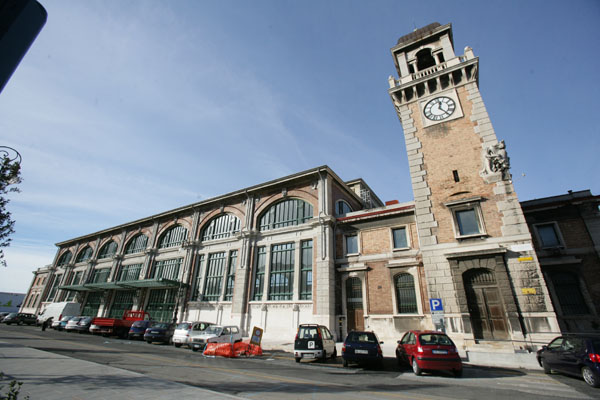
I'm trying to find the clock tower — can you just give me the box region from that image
[388,23,559,351]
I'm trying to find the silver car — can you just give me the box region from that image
[190,325,242,352]
[172,321,213,348]
[64,316,85,332]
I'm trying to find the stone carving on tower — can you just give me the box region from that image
[480,140,511,182]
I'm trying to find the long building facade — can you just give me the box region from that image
[21,23,599,360]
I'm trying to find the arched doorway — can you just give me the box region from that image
[464,268,509,340]
[346,277,364,331]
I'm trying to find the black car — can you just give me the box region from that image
[2,312,37,325]
[537,334,600,388]
[144,322,176,344]
[128,320,152,340]
[342,330,384,368]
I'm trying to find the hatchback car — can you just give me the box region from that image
[293,324,337,362]
[173,321,212,348]
[396,330,462,377]
[342,330,384,368]
[128,320,153,340]
[537,334,600,388]
[144,322,176,344]
[52,315,74,331]
[64,316,85,332]
[190,325,242,352]
[2,312,37,325]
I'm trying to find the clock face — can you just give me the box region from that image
[423,96,456,121]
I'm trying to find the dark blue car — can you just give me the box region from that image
[144,322,176,344]
[342,330,384,369]
[537,334,600,388]
[128,320,152,340]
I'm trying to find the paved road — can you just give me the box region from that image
[0,325,597,399]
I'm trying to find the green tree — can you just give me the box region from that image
[0,147,22,268]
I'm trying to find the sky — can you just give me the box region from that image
[1,0,599,293]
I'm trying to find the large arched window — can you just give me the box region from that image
[57,251,72,266]
[159,225,188,249]
[259,198,313,231]
[550,272,589,315]
[98,240,118,259]
[395,273,417,314]
[202,214,241,241]
[125,234,148,255]
[76,246,93,263]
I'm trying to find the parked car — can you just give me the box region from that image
[64,316,85,332]
[52,315,75,331]
[293,324,337,362]
[173,321,212,348]
[128,319,153,340]
[0,312,10,321]
[342,330,383,368]
[396,330,462,377]
[2,312,37,325]
[73,316,93,333]
[190,325,242,352]
[90,310,151,338]
[537,334,600,388]
[36,301,81,326]
[144,322,176,344]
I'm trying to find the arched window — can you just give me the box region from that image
[202,214,241,241]
[125,234,148,255]
[76,246,93,263]
[259,198,313,231]
[395,273,417,314]
[335,200,352,216]
[159,225,188,249]
[550,272,589,315]
[57,251,72,266]
[416,48,436,71]
[98,240,118,259]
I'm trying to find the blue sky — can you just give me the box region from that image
[1,0,599,293]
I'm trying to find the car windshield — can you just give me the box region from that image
[419,334,453,345]
[60,316,73,322]
[79,317,92,323]
[204,326,223,336]
[132,320,150,327]
[6,313,17,317]
[69,317,82,322]
[176,323,191,330]
[347,332,377,343]
[151,323,170,329]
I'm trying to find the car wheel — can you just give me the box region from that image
[174,343,182,348]
[412,358,422,376]
[192,347,199,352]
[295,357,301,363]
[146,340,152,344]
[321,350,327,362]
[540,358,551,374]
[453,368,463,378]
[332,347,337,359]
[343,358,348,368]
[582,366,600,388]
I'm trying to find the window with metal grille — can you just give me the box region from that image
[108,290,135,318]
[395,273,418,314]
[90,268,110,283]
[346,277,363,310]
[146,289,177,322]
[76,246,93,263]
[269,243,294,301]
[152,258,181,280]
[252,247,266,301]
[81,292,103,317]
[551,272,589,315]
[57,251,72,266]
[159,225,188,249]
[224,250,238,301]
[98,240,117,259]
[46,275,62,301]
[300,240,313,300]
[259,199,313,231]
[202,252,226,301]
[202,214,241,241]
[118,264,142,281]
[392,227,408,249]
[190,255,205,301]
[125,234,148,254]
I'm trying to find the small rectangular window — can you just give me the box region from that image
[392,227,409,249]
[446,198,486,239]
[345,234,358,255]
[455,209,480,236]
[536,223,563,248]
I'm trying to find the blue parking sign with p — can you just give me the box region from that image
[430,298,443,312]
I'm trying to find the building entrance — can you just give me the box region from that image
[346,277,364,332]
[464,268,509,340]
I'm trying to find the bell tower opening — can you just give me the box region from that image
[416,48,436,71]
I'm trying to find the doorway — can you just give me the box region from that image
[346,277,364,332]
[464,268,509,340]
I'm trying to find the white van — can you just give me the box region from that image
[37,302,81,325]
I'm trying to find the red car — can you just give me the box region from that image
[396,330,463,377]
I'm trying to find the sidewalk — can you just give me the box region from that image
[0,341,243,400]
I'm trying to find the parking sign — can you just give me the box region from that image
[430,298,443,312]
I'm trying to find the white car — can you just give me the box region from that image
[172,321,212,348]
[64,316,85,332]
[190,325,242,352]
